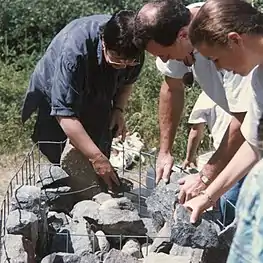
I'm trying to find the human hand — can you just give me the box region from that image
[110,108,127,141]
[181,158,197,170]
[156,151,174,184]
[90,153,120,190]
[183,192,214,223]
[178,173,207,204]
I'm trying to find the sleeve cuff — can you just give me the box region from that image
[50,107,76,117]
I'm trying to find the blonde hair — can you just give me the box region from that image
[189,0,263,47]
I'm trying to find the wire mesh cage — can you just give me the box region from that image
[0,140,236,262]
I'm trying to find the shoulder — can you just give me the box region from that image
[156,57,190,79]
[54,15,112,55]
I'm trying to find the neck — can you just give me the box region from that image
[246,35,263,65]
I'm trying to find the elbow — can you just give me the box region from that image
[56,116,78,137]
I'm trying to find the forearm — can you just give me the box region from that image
[159,77,184,153]
[206,141,260,201]
[114,84,133,110]
[57,116,102,160]
[186,125,204,161]
[201,112,246,179]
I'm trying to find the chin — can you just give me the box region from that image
[236,68,251,77]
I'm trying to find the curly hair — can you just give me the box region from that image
[100,10,142,60]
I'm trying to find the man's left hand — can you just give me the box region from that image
[178,173,207,204]
[110,108,127,141]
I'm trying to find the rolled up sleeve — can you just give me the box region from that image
[50,53,79,117]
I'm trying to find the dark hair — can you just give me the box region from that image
[100,10,142,60]
[133,0,191,49]
[189,0,263,47]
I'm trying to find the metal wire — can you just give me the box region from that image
[0,140,236,259]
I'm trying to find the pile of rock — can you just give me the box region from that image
[0,149,236,263]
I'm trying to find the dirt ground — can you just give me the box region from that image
[0,154,25,204]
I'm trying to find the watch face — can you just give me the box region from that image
[201,175,209,185]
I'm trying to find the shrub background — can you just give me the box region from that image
[0,0,211,162]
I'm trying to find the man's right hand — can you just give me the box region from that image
[156,151,174,184]
[90,154,120,190]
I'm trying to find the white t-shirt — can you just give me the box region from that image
[156,52,251,114]
[241,65,263,149]
[188,91,232,149]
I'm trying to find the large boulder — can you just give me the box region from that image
[171,205,220,249]
[0,234,35,263]
[60,143,105,200]
[71,197,147,237]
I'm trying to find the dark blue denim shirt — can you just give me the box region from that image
[21,15,144,161]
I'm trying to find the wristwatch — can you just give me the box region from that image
[199,171,211,186]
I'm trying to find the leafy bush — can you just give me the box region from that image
[0,61,35,154]
[0,0,209,161]
[0,0,148,61]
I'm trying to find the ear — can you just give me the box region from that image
[228,32,243,48]
[178,27,188,40]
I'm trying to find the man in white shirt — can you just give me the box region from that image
[133,0,251,203]
[182,91,232,169]
[183,91,244,225]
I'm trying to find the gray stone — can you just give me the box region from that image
[150,222,172,254]
[36,165,70,188]
[170,243,203,262]
[145,180,179,228]
[41,252,80,263]
[143,252,191,263]
[51,218,98,256]
[201,247,230,263]
[100,197,135,211]
[103,248,139,263]
[95,230,110,252]
[41,252,100,263]
[141,218,157,240]
[60,143,104,200]
[80,253,100,263]
[6,209,38,246]
[48,212,72,232]
[11,185,41,214]
[151,211,165,232]
[218,219,237,247]
[93,193,113,205]
[0,234,35,263]
[70,200,100,220]
[41,186,75,213]
[97,198,146,236]
[171,205,219,249]
[122,239,141,258]
[83,197,147,237]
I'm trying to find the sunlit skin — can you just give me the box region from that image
[146,27,195,65]
[144,7,200,66]
[195,33,263,76]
